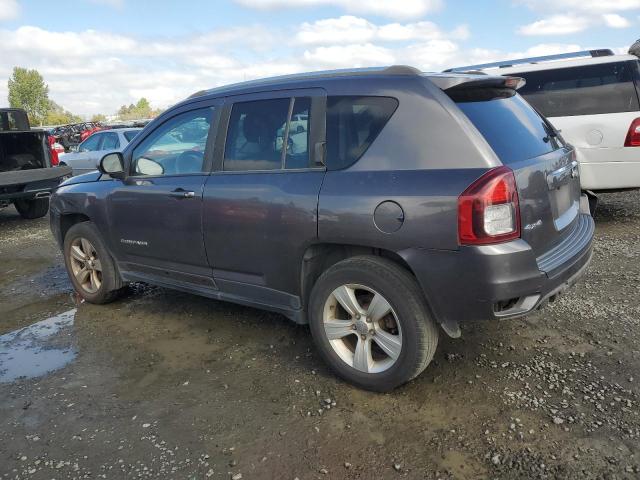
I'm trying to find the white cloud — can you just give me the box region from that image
[296,16,466,45]
[88,0,125,7]
[519,0,640,13]
[0,0,19,21]
[235,0,443,19]
[518,14,590,35]
[303,43,396,67]
[602,13,631,28]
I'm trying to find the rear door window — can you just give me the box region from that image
[224,97,312,171]
[514,61,640,117]
[101,132,120,150]
[124,130,140,142]
[325,96,398,170]
[79,134,102,152]
[451,88,560,164]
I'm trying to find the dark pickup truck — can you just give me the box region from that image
[0,108,71,219]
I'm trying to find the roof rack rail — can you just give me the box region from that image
[187,65,422,99]
[445,49,615,73]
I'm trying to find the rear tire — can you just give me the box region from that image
[308,256,438,392]
[63,222,122,304]
[14,198,50,219]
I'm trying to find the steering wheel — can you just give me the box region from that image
[175,150,204,174]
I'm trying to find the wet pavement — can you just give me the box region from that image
[0,193,639,479]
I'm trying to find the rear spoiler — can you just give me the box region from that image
[425,74,525,91]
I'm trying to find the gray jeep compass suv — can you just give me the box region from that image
[50,66,594,391]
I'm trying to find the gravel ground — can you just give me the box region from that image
[0,191,639,480]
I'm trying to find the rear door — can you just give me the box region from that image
[203,89,326,307]
[450,87,582,255]
[70,133,104,174]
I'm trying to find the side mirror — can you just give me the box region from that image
[69,145,79,153]
[99,152,125,180]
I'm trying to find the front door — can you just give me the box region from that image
[203,90,326,308]
[107,103,218,288]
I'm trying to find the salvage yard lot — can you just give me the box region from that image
[1,192,639,480]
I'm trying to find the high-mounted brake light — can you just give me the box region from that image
[624,118,640,147]
[458,166,520,245]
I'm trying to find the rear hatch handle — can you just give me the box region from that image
[547,160,579,190]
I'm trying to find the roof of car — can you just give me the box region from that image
[187,65,423,100]
[446,49,639,75]
[485,54,638,75]
[181,65,519,109]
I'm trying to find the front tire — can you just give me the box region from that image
[14,198,50,219]
[63,222,122,304]
[309,256,438,392]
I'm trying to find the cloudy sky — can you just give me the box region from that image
[0,0,637,117]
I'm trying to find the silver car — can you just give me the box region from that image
[59,128,141,175]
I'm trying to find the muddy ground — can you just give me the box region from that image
[0,192,639,480]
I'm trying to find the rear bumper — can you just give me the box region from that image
[579,161,640,191]
[400,213,594,330]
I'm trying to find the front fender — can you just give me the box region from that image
[49,178,119,254]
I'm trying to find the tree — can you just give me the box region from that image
[91,113,107,122]
[7,67,50,126]
[117,97,160,120]
[44,100,82,125]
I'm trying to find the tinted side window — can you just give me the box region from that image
[452,89,558,164]
[124,130,139,142]
[326,96,398,170]
[224,98,290,171]
[101,132,120,150]
[515,61,640,117]
[132,108,213,176]
[285,97,310,169]
[79,134,102,152]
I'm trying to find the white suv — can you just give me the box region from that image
[447,49,640,194]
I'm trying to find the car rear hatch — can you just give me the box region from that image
[436,74,583,258]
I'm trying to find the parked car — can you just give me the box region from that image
[0,108,71,219]
[447,49,640,204]
[50,66,594,391]
[59,128,141,175]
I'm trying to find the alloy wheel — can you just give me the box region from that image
[322,284,402,373]
[69,237,102,294]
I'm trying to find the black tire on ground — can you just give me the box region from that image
[308,255,439,392]
[63,221,122,304]
[14,198,50,219]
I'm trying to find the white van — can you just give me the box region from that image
[447,49,640,195]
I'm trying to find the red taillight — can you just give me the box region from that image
[624,118,640,147]
[458,166,521,245]
[48,135,59,166]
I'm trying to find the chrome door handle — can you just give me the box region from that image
[168,189,195,199]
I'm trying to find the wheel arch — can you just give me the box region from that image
[300,243,418,312]
[59,212,91,243]
[299,243,460,337]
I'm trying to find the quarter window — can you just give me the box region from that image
[515,61,640,117]
[326,96,398,170]
[132,108,213,176]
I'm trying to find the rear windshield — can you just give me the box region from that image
[450,88,561,164]
[326,96,398,170]
[513,61,640,117]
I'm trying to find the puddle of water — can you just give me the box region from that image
[0,309,77,383]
